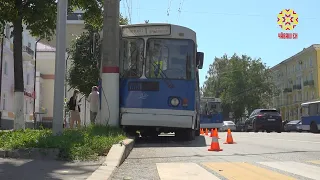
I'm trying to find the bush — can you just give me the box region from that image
[0,125,126,161]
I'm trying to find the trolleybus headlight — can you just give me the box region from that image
[170,98,180,106]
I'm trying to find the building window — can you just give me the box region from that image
[309,72,313,80]
[4,61,8,75]
[2,93,6,110]
[309,57,313,66]
[26,74,30,85]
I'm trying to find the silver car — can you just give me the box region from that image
[220,121,236,132]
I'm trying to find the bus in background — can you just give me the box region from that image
[301,100,320,133]
[199,97,223,129]
[119,23,204,141]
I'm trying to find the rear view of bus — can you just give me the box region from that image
[119,23,204,141]
[200,97,223,129]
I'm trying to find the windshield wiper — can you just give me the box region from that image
[151,62,174,88]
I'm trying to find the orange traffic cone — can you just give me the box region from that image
[210,128,214,137]
[200,128,204,135]
[224,128,236,144]
[208,135,223,151]
[205,128,208,135]
[215,128,220,139]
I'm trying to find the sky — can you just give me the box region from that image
[119,0,320,87]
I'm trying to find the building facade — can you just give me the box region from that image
[271,44,320,121]
[0,24,37,129]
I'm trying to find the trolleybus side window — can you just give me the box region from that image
[309,103,318,116]
[145,38,194,80]
[120,38,144,78]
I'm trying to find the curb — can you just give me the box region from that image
[0,148,60,160]
[86,137,135,180]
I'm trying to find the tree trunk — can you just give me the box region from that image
[13,2,25,130]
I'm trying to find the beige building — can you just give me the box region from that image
[271,44,320,121]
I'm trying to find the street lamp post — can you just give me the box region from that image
[52,0,68,135]
[33,38,41,129]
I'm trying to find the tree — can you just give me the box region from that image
[0,0,126,129]
[202,54,278,122]
[67,17,128,97]
[0,0,57,129]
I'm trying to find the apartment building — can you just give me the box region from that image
[271,44,320,121]
[0,24,37,129]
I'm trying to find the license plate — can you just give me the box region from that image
[268,119,275,121]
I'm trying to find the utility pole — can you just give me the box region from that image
[52,0,68,135]
[100,0,120,126]
[0,24,4,128]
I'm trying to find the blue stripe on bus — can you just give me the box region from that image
[301,116,320,125]
[120,78,195,110]
[200,113,223,124]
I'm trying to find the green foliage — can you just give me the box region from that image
[67,27,101,96]
[202,54,278,120]
[0,125,126,161]
[70,0,128,30]
[67,15,128,96]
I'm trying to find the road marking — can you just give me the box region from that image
[156,163,220,180]
[203,162,295,180]
[259,161,320,180]
[308,160,320,165]
[237,135,320,144]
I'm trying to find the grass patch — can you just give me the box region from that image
[0,125,126,161]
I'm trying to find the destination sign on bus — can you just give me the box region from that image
[122,25,171,37]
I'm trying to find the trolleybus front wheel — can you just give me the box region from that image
[310,121,319,133]
[176,129,195,141]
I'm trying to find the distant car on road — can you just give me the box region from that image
[220,121,236,132]
[284,120,302,132]
[236,122,246,132]
[244,109,282,133]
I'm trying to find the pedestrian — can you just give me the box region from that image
[87,86,99,124]
[68,89,82,128]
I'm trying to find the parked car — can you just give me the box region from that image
[284,120,302,132]
[236,122,245,132]
[244,109,282,133]
[220,121,236,132]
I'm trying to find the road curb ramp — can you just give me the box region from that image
[86,136,135,180]
[224,129,236,144]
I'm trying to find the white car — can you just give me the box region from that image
[220,121,237,132]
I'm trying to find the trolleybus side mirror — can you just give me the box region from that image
[196,52,204,69]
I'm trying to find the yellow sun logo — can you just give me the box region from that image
[277,9,299,31]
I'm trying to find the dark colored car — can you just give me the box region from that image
[284,120,302,132]
[244,109,282,133]
[236,122,245,132]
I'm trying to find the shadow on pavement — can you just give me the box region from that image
[134,134,207,148]
[0,158,101,180]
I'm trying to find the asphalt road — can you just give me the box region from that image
[110,132,320,180]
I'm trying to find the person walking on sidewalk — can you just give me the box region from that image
[68,89,82,128]
[87,86,99,124]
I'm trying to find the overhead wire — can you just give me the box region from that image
[177,0,185,22]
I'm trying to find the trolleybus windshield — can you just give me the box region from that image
[145,38,195,80]
[120,38,144,78]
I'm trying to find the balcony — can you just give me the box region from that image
[303,80,315,86]
[283,88,292,93]
[293,84,302,90]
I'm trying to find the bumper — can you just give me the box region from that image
[120,108,195,128]
[256,124,281,130]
